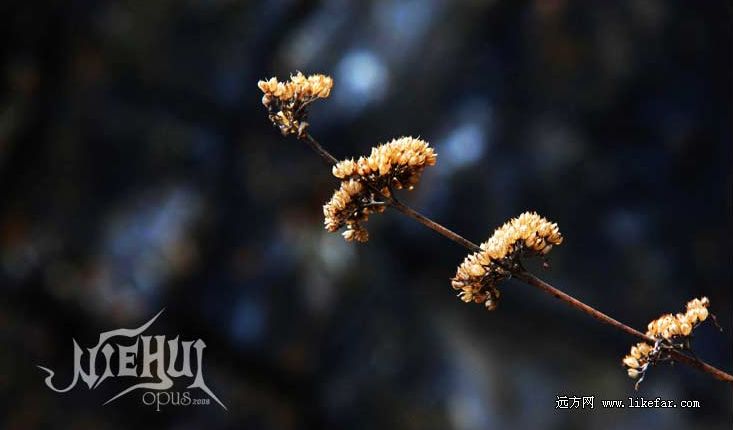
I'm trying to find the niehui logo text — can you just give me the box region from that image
[38,310,227,410]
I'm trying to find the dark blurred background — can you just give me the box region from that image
[1,0,731,428]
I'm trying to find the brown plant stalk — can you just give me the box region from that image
[300,132,733,384]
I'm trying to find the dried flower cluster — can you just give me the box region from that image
[323,136,437,242]
[622,297,711,382]
[622,342,654,380]
[331,137,438,190]
[258,72,333,137]
[646,297,709,340]
[451,212,563,310]
[322,179,379,242]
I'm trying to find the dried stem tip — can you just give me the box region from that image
[258,72,333,137]
[451,212,563,310]
[324,136,437,242]
[622,297,711,383]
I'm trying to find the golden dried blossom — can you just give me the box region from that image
[622,341,654,379]
[451,212,563,310]
[332,137,437,191]
[258,72,333,137]
[322,179,385,242]
[645,297,709,341]
[324,137,437,242]
[622,297,711,384]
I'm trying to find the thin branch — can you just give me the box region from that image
[515,271,733,383]
[514,270,647,341]
[297,132,733,384]
[301,133,338,165]
[388,199,482,252]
